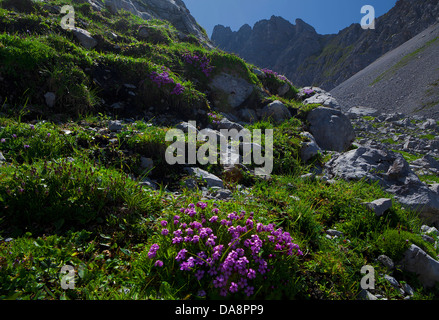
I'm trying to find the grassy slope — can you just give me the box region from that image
[1,0,439,300]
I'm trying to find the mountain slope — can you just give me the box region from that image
[331,23,439,119]
[211,0,439,90]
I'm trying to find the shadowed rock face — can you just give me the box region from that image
[88,0,211,45]
[211,0,439,90]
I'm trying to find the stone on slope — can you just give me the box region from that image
[300,132,322,163]
[303,88,341,109]
[209,72,254,110]
[260,100,292,124]
[363,198,393,217]
[184,167,224,189]
[347,106,379,118]
[306,106,355,152]
[108,120,124,132]
[401,244,439,288]
[71,27,98,49]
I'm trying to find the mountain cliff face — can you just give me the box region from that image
[212,0,439,90]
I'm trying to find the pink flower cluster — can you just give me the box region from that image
[148,202,303,298]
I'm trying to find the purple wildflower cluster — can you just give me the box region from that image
[302,88,315,98]
[148,202,303,298]
[261,68,293,87]
[182,52,214,78]
[150,67,185,95]
[207,112,222,125]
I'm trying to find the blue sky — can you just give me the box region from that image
[183,0,397,37]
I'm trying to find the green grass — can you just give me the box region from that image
[391,149,423,163]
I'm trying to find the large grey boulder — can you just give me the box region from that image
[71,27,98,49]
[303,87,341,109]
[260,100,292,124]
[209,72,254,110]
[401,244,439,288]
[306,107,355,152]
[347,106,379,118]
[325,147,439,225]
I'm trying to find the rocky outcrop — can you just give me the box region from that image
[324,109,439,226]
[306,107,355,152]
[212,0,439,90]
[87,0,211,45]
[325,146,439,225]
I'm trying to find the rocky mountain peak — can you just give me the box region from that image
[212,0,439,90]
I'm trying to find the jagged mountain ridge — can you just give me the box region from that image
[211,0,439,90]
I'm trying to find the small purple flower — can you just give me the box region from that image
[161,228,169,236]
[195,269,205,280]
[229,282,238,293]
[172,236,183,244]
[205,237,216,247]
[148,244,160,259]
[247,268,256,279]
[12,134,17,139]
[24,144,30,149]
[176,248,188,261]
[171,83,185,95]
[160,220,168,227]
[154,260,164,267]
[192,235,200,243]
[244,286,254,297]
[1,138,5,143]
[180,262,191,271]
[196,202,208,209]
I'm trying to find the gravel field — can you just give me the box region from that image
[331,23,439,120]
